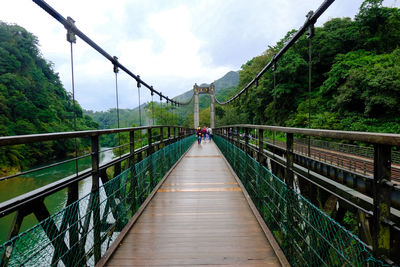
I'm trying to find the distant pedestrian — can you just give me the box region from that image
[208,127,212,141]
[196,127,202,144]
[201,126,207,142]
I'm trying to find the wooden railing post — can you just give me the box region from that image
[129,130,135,168]
[66,181,80,262]
[373,144,391,258]
[234,127,239,170]
[147,128,153,156]
[285,133,294,189]
[90,135,101,263]
[228,128,233,156]
[235,127,239,148]
[167,126,171,146]
[160,126,164,148]
[129,130,137,213]
[173,127,176,143]
[147,128,154,188]
[178,127,182,155]
[258,129,264,164]
[245,127,249,156]
[254,128,264,209]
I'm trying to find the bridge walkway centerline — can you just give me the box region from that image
[103,140,287,266]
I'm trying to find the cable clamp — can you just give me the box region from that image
[305,11,315,39]
[65,17,76,43]
[137,75,141,88]
[113,56,119,73]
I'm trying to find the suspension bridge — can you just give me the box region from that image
[0,0,399,266]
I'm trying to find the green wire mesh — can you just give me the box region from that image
[213,135,387,267]
[0,135,195,267]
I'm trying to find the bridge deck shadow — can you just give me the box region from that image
[105,141,284,266]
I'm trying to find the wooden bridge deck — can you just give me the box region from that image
[104,141,287,266]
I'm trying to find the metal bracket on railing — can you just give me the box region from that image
[65,17,76,43]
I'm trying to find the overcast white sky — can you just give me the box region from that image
[1,0,399,111]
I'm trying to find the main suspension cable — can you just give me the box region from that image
[214,0,335,105]
[33,0,192,107]
[113,56,122,157]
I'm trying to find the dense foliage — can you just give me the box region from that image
[0,22,98,174]
[217,0,400,133]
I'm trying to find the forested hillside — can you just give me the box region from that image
[85,71,239,129]
[217,0,400,132]
[85,106,145,129]
[0,22,98,174]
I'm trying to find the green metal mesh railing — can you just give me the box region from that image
[214,135,387,267]
[0,135,195,267]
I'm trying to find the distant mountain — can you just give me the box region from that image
[213,70,240,92]
[85,71,240,129]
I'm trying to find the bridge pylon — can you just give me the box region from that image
[193,83,215,129]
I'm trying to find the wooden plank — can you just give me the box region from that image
[103,142,285,266]
[95,142,195,267]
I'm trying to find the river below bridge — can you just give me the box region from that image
[0,148,115,244]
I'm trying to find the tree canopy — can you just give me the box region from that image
[0,22,98,174]
[216,0,400,134]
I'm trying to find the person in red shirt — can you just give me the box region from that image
[201,126,207,143]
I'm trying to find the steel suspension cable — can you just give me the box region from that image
[67,18,78,176]
[151,91,155,125]
[32,0,192,107]
[160,95,163,124]
[113,57,122,157]
[273,59,277,125]
[137,76,142,126]
[308,37,312,157]
[166,100,169,125]
[306,11,314,157]
[177,94,195,106]
[214,0,335,105]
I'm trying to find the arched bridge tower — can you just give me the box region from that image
[193,83,215,129]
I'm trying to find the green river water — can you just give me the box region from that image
[0,149,115,244]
